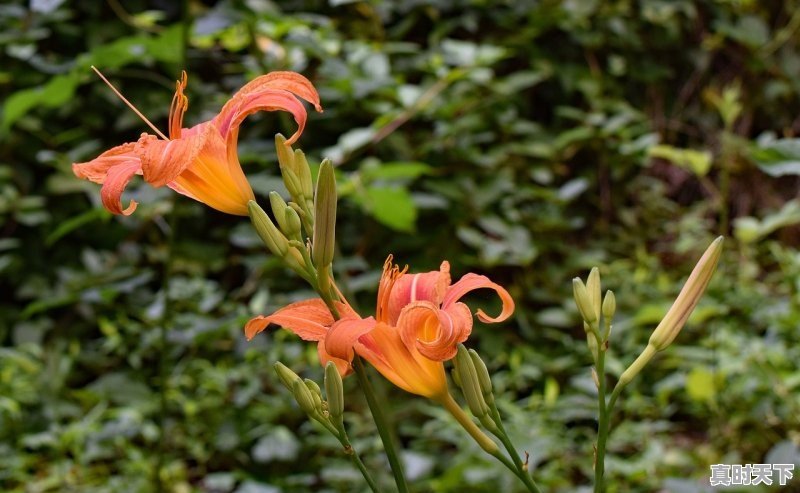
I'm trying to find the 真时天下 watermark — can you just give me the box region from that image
[709,463,794,487]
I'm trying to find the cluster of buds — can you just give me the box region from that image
[274,361,345,435]
[573,237,723,389]
[248,135,339,300]
[573,267,616,363]
[453,345,498,432]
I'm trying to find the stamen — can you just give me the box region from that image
[91,66,169,141]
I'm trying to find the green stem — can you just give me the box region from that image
[438,393,498,454]
[352,356,410,493]
[439,394,540,493]
[335,430,380,493]
[594,331,608,493]
[488,405,543,493]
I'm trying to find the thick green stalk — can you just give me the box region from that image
[353,356,410,493]
[594,329,609,493]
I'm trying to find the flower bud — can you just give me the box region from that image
[573,278,597,324]
[292,379,318,416]
[454,345,489,418]
[602,290,616,322]
[324,361,344,421]
[269,191,290,232]
[248,200,289,257]
[285,206,303,240]
[468,349,494,404]
[312,159,337,268]
[275,134,295,171]
[586,267,601,321]
[274,362,301,391]
[304,378,324,411]
[648,236,723,351]
[294,149,314,205]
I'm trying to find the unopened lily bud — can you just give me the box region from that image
[304,378,324,411]
[586,267,601,321]
[249,200,289,257]
[312,159,337,268]
[602,290,616,322]
[292,379,318,416]
[285,206,302,240]
[269,192,290,232]
[274,362,301,391]
[454,345,489,418]
[451,368,462,389]
[648,236,723,351]
[468,349,494,404]
[324,362,344,420]
[294,149,314,204]
[573,278,597,324]
[275,134,295,170]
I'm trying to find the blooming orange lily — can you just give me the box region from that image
[246,256,514,400]
[73,69,322,216]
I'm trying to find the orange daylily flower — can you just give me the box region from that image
[246,256,514,400]
[73,70,322,216]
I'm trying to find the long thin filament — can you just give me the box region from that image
[91,66,169,141]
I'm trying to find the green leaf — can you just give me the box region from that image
[360,186,417,232]
[648,145,712,176]
[686,366,716,403]
[749,138,800,176]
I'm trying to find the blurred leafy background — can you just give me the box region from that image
[1,0,800,492]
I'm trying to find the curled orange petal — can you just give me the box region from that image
[387,261,451,325]
[325,317,376,369]
[72,142,143,215]
[317,340,352,377]
[235,71,322,113]
[245,299,336,341]
[442,273,515,324]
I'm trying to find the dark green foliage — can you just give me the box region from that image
[1,1,799,492]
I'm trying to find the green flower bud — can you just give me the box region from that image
[294,149,314,204]
[312,159,337,268]
[454,345,488,418]
[269,191,290,232]
[285,206,303,240]
[586,267,601,321]
[249,200,289,257]
[573,278,597,324]
[648,236,723,351]
[304,378,324,412]
[467,349,494,404]
[324,362,344,421]
[274,362,301,391]
[602,290,616,322]
[292,379,318,416]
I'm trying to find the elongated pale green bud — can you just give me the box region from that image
[586,267,601,321]
[616,237,723,391]
[450,368,462,389]
[274,362,301,391]
[275,134,295,170]
[285,206,302,240]
[573,278,597,324]
[602,290,616,321]
[648,236,723,351]
[294,149,314,204]
[269,192,290,232]
[454,345,488,418]
[249,201,289,257]
[467,349,494,404]
[312,159,337,268]
[292,379,318,415]
[304,378,324,412]
[324,362,344,421]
